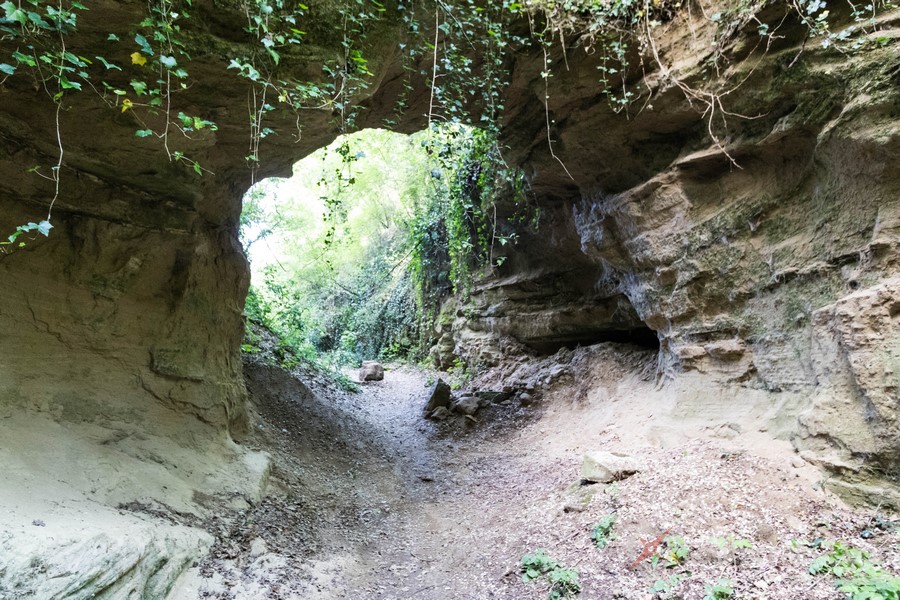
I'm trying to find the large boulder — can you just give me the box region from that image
[580,451,644,483]
[424,379,452,416]
[359,361,385,382]
[451,395,481,416]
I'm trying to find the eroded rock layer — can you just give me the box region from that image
[447,7,900,501]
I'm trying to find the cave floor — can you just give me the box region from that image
[172,361,899,600]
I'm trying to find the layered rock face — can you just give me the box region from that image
[0,0,896,559]
[0,0,418,434]
[449,7,900,501]
[0,1,415,595]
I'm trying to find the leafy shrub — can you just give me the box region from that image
[703,579,734,599]
[547,567,581,600]
[591,514,617,550]
[810,542,900,600]
[654,534,690,568]
[521,549,581,599]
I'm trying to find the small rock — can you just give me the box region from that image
[428,406,451,421]
[359,360,384,382]
[580,451,644,483]
[755,523,778,544]
[31,519,45,527]
[791,456,806,469]
[518,392,534,406]
[452,395,480,416]
[549,365,567,379]
[476,390,511,403]
[423,379,452,415]
[228,496,251,511]
[249,537,268,558]
[562,481,601,513]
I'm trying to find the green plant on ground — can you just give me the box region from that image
[651,573,689,598]
[703,579,734,599]
[809,541,900,600]
[547,567,581,600]
[654,534,690,568]
[710,534,753,565]
[521,549,581,599]
[591,514,617,550]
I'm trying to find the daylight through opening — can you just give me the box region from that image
[240,125,532,379]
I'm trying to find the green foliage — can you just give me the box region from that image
[241,125,530,369]
[651,573,689,598]
[591,514,617,550]
[656,534,690,568]
[547,567,581,600]
[520,549,581,599]
[521,548,561,582]
[407,124,531,312]
[242,130,427,366]
[703,579,734,600]
[810,542,900,600]
[709,533,752,568]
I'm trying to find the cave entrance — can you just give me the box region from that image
[240,125,502,371]
[525,325,661,356]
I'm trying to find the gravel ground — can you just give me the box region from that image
[183,353,899,600]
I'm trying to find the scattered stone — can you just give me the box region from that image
[452,395,480,416]
[518,392,534,406]
[580,451,644,483]
[476,390,511,403]
[791,456,806,469]
[562,481,602,513]
[755,523,778,544]
[549,365,567,379]
[428,406,451,421]
[249,537,268,558]
[463,414,478,424]
[31,519,45,527]
[359,361,385,382]
[423,379,452,414]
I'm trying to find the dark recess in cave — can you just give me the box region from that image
[527,326,660,355]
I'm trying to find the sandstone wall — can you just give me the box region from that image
[0,0,421,435]
[447,6,900,501]
[0,0,897,508]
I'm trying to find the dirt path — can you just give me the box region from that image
[176,354,899,600]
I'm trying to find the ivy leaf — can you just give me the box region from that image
[135,129,153,137]
[107,33,119,41]
[134,34,153,55]
[0,63,14,75]
[36,220,52,236]
[95,56,121,71]
[131,52,147,66]
[121,98,133,113]
[129,80,147,95]
[159,55,177,69]
[1,1,27,25]
[58,77,81,90]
